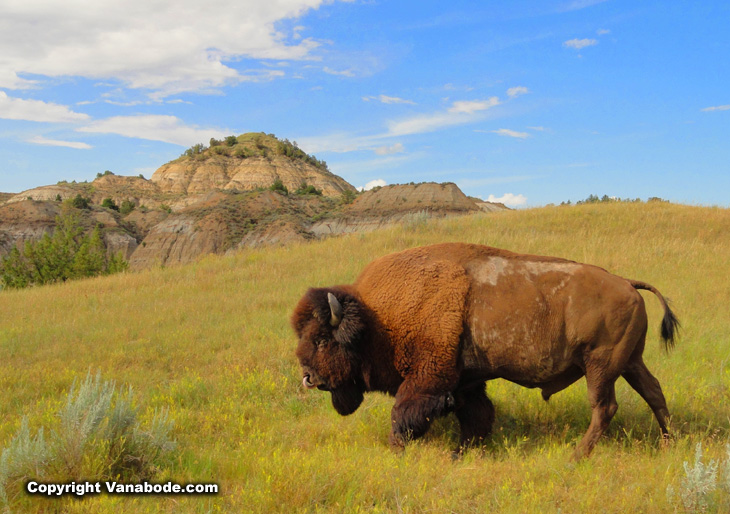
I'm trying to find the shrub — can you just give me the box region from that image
[225,135,238,147]
[120,200,136,215]
[667,443,724,512]
[67,194,91,210]
[294,182,322,196]
[101,198,119,211]
[269,179,288,195]
[182,143,207,158]
[340,189,357,205]
[0,373,175,507]
[96,171,114,179]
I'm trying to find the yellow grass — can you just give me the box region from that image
[1,202,729,512]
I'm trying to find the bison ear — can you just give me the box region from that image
[328,292,343,327]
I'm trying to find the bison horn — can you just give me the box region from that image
[327,292,343,327]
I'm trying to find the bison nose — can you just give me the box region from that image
[302,373,316,389]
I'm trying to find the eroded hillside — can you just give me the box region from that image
[0,133,507,268]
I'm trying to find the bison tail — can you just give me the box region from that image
[628,280,680,351]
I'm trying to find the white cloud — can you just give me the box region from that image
[363,95,416,105]
[0,70,36,89]
[359,179,387,191]
[527,126,546,131]
[77,115,230,146]
[492,128,529,139]
[323,67,356,77]
[0,92,90,123]
[486,193,527,207]
[507,86,529,98]
[597,29,611,35]
[448,98,500,114]
[701,105,730,112]
[563,38,599,50]
[388,97,500,136]
[27,136,92,149]
[373,143,404,155]
[0,0,334,96]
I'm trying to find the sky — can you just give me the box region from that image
[0,0,728,208]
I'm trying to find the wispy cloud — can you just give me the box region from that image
[0,92,89,123]
[443,83,475,92]
[458,175,538,188]
[527,126,547,131]
[507,86,529,98]
[27,136,92,150]
[301,97,504,153]
[491,128,529,139]
[486,193,527,207]
[701,104,730,112]
[448,99,499,114]
[597,29,611,35]
[77,115,230,146]
[558,0,609,12]
[386,97,501,136]
[323,67,356,77]
[362,94,416,105]
[563,38,599,50]
[373,143,405,155]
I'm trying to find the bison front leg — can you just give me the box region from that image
[389,380,455,450]
[454,383,495,448]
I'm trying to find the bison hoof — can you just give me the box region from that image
[444,392,456,412]
[388,433,406,453]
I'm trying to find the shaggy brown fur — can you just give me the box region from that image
[292,243,679,458]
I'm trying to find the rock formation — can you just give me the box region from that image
[0,133,508,270]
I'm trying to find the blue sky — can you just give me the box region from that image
[1,0,728,207]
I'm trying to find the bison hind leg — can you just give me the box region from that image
[455,383,495,448]
[622,357,671,437]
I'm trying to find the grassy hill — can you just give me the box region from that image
[1,202,729,512]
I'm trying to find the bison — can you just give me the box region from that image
[292,243,679,459]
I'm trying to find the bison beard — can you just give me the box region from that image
[330,381,364,416]
[292,243,679,459]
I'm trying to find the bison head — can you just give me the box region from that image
[292,288,366,415]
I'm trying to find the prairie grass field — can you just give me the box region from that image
[1,202,729,513]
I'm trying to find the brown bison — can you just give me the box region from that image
[292,243,678,458]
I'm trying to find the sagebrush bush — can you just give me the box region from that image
[0,373,175,507]
[667,443,729,513]
[0,420,50,505]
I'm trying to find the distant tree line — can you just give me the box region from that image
[0,208,128,290]
[560,194,668,206]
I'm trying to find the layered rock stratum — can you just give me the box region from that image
[0,132,507,269]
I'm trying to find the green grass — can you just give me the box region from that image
[1,202,729,512]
